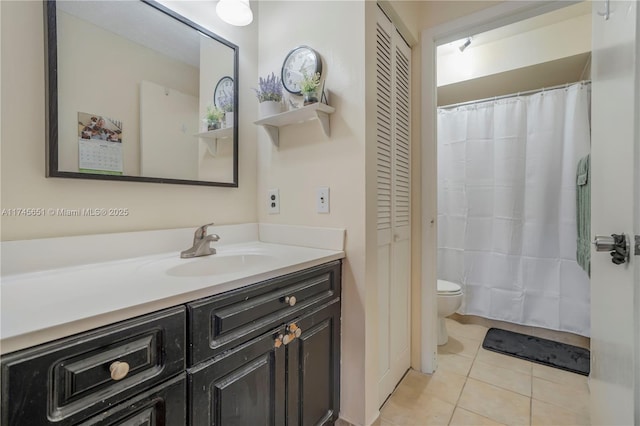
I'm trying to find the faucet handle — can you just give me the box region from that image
[194,222,215,240]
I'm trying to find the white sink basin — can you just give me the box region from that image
[166,253,275,277]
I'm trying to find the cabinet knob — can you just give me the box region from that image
[286,323,302,339]
[284,296,297,306]
[274,335,283,348]
[282,334,293,345]
[109,361,130,381]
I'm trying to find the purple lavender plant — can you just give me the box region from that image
[253,72,283,103]
[217,89,234,112]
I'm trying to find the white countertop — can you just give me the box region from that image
[0,224,345,354]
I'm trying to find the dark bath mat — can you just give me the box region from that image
[482,328,590,376]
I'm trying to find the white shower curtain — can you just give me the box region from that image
[437,83,591,336]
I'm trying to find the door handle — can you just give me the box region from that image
[593,235,616,252]
[593,233,630,265]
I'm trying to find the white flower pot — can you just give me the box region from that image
[259,100,282,118]
[224,111,234,128]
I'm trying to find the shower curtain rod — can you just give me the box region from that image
[438,80,591,110]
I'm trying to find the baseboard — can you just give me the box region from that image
[450,313,590,349]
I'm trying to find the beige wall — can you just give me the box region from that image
[437,13,591,86]
[256,1,370,422]
[256,1,425,424]
[0,0,258,241]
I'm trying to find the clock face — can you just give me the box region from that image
[214,76,234,110]
[281,46,322,94]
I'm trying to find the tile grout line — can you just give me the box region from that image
[530,363,534,426]
[447,336,481,425]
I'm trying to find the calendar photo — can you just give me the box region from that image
[78,112,122,142]
[77,112,123,175]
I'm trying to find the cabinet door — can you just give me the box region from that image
[189,326,286,426]
[286,301,341,426]
[78,374,186,425]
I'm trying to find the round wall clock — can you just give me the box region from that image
[281,45,322,95]
[214,76,234,110]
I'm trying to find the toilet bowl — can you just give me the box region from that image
[437,280,463,346]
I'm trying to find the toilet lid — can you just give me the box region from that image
[437,280,462,294]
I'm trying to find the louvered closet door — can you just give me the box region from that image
[376,6,411,406]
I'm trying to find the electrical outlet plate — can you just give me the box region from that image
[316,187,329,213]
[268,189,280,214]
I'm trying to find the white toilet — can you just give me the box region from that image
[437,280,464,345]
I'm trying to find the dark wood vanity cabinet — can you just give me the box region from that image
[188,301,341,426]
[1,260,341,426]
[187,260,342,426]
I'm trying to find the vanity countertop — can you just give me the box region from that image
[0,224,345,354]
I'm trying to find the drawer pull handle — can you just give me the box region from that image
[284,296,297,306]
[109,361,130,381]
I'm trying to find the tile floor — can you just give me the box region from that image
[375,318,591,426]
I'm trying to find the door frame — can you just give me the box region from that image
[419,0,587,373]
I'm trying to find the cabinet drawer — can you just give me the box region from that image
[78,373,186,425]
[1,306,186,426]
[188,260,341,366]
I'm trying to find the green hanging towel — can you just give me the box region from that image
[576,154,590,276]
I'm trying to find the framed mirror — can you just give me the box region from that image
[45,0,239,187]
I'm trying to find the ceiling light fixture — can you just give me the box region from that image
[458,37,472,52]
[216,0,253,26]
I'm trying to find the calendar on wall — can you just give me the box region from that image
[77,112,123,175]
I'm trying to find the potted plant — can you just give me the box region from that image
[253,72,283,117]
[204,105,224,131]
[218,91,234,128]
[300,71,321,105]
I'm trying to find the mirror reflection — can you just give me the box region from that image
[48,0,238,186]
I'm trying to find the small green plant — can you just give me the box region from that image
[205,105,225,125]
[299,71,321,95]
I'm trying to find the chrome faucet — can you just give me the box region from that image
[180,223,220,258]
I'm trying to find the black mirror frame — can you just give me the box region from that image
[44,0,239,187]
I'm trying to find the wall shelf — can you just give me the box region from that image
[194,127,233,156]
[254,103,336,147]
